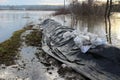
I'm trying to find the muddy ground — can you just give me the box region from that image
[0,24,88,80]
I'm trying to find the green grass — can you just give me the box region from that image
[25,30,42,47]
[0,29,26,66]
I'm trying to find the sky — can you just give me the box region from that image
[0,0,113,5]
[0,0,68,5]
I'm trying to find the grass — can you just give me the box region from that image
[0,29,26,66]
[25,30,42,46]
[53,8,70,16]
[0,24,39,66]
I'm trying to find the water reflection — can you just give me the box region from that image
[0,11,54,43]
[0,11,120,47]
[111,14,120,47]
[53,13,120,47]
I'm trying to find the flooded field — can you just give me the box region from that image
[0,10,54,43]
[0,10,120,80]
[53,13,120,47]
[0,10,120,47]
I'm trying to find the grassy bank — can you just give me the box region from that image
[0,29,26,66]
[25,30,42,47]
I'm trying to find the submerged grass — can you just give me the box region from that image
[25,30,42,46]
[0,29,26,66]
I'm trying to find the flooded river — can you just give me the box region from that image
[0,10,120,47]
[52,13,120,47]
[0,10,54,43]
[0,10,120,80]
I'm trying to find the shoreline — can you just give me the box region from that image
[0,22,86,80]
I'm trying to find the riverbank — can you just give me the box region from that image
[0,22,86,80]
[0,29,26,66]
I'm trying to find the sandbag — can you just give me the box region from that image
[41,19,120,80]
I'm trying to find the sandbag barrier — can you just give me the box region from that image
[41,19,120,80]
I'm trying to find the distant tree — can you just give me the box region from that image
[87,0,94,6]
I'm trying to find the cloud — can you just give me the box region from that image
[39,2,64,5]
[0,0,69,5]
[0,0,7,3]
[38,0,68,5]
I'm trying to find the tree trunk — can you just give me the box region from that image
[105,0,109,42]
[104,0,112,44]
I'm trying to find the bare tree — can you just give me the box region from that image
[105,0,112,43]
[68,0,113,43]
[88,0,94,6]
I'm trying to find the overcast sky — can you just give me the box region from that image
[0,0,111,5]
[0,0,68,5]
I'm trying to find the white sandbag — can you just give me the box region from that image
[80,45,92,53]
[74,36,83,47]
[63,31,72,39]
[62,29,107,53]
